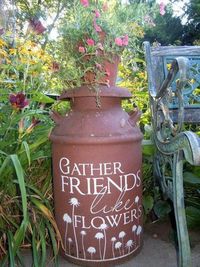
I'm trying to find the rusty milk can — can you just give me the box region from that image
[50,85,143,266]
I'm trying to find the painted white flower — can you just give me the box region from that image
[63,213,72,223]
[87,246,96,259]
[81,230,86,236]
[69,197,80,207]
[99,223,108,230]
[87,246,96,253]
[136,225,142,235]
[126,239,134,248]
[115,241,122,249]
[68,237,73,243]
[132,225,137,232]
[111,237,117,242]
[135,196,139,203]
[119,231,126,239]
[95,232,104,239]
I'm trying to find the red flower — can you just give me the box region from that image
[9,92,29,110]
[86,38,95,46]
[29,19,46,35]
[52,61,60,72]
[80,0,89,7]
[26,117,40,134]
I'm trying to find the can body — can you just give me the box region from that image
[50,86,143,266]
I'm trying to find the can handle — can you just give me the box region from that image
[128,108,141,126]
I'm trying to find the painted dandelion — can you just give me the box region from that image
[126,240,134,254]
[136,225,142,246]
[95,232,104,260]
[67,237,73,255]
[99,223,108,260]
[132,224,137,245]
[135,195,140,224]
[115,241,122,256]
[63,213,72,253]
[111,237,117,258]
[69,197,80,258]
[87,247,96,260]
[118,231,126,255]
[80,230,87,259]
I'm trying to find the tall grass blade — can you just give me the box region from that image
[7,231,15,267]
[32,227,40,267]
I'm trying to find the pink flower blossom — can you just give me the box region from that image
[79,46,86,53]
[95,10,100,18]
[105,69,110,76]
[95,63,102,70]
[115,37,123,46]
[97,42,104,50]
[86,38,95,46]
[122,34,129,46]
[80,0,89,7]
[94,20,102,32]
[159,2,166,16]
[102,2,108,11]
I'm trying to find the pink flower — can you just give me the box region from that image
[94,20,102,32]
[115,37,123,46]
[80,0,89,7]
[95,63,102,70]
[159,2,166,16]
[79,46,86,53]
[86,38,95,46]
[105,69,110,76]
[97,42,104,50]
[122,34,129,46]
[102,2,108,11]
[95,10,100,18]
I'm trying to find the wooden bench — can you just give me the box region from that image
[143,41,200,267]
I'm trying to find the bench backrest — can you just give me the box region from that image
[144,42,200,123]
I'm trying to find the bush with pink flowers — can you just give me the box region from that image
[57,0,146,88]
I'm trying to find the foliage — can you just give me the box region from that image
[56,0,150,88]
[0,34,62,265]
[143,2,184,45]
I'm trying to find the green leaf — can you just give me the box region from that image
[32,227,40,267]
[0,156,10,182]
[39,223,47,267]
[154,200,171,218]
[7,231,15,267]
[186,206,200,229]
[10,154,27,220]
[46,221,58,267]
[143,195,154,215]
[142,140,155,156]
[183,172,200,185]
[21,141,31,166]
[32,92,55,104]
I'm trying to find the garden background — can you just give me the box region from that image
[0,0,200,266]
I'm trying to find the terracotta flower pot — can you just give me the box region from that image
[83,54,120,86]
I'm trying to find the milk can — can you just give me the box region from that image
[50,85,143,266]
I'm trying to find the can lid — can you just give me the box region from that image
[59,85,132,100]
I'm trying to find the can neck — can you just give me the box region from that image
[70,97,121,111]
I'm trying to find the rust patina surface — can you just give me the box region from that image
[50,85,143,266]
